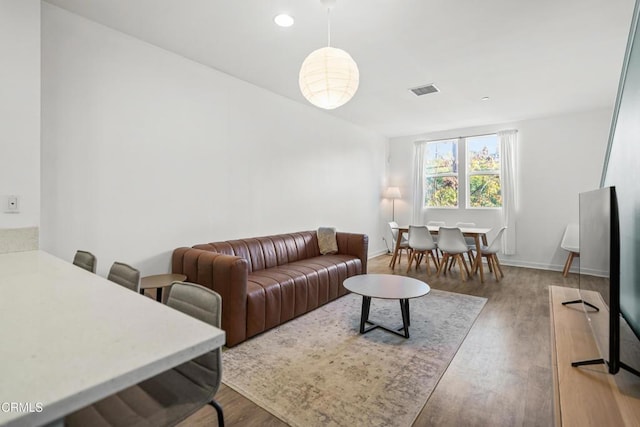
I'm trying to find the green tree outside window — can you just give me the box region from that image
[422,135,502,209]
[424,140,458,207]
[467,135,501,208]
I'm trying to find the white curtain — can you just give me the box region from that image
[412,141,427,224]
[499,129,518,254]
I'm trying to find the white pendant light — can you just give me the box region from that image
[299,0,359,110]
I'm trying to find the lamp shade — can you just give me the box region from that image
[299,46,359,110]
[386,187,402,199]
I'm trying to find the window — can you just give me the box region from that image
[422,134,502,209]
[467,135,501,208]
[424,139,458,208]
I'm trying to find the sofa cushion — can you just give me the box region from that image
[193,231,322,273]
[244,254,362,340]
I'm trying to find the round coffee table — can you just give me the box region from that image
[343,274,430,338]
[140,273,187,303]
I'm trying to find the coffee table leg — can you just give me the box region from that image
[406,299,410,326]
[360,296,372,333]
[400,299,410,338]
[156,288,162,302]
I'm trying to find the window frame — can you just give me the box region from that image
[421,134,503,210]
[465,134,502,210]
[423,139,459,209]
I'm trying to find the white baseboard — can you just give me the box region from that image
[368,249,389,259]
[369,250,582,275]
[498,258,578,274]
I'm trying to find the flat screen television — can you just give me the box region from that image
[565,186,640,377]
[582,0,640,377]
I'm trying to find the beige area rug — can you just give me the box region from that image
[222,290,487,427]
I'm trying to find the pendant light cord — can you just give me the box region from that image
[327,7,331,47]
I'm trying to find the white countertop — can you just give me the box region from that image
[0,250,225,427]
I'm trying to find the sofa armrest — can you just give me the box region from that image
[335,232,368,273]
[172,247,248,347]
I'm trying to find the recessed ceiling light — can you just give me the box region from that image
[481,96,490,101]
[274,14,294,27]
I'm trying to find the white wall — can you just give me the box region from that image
[41,4,388,276]
[0,0,40,230]
[387,109,612,271]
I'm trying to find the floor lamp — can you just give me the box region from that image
[385,187,401,222]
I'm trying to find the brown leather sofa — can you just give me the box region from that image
[172,230,368,347]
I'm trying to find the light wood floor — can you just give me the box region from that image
[180,254,577,427]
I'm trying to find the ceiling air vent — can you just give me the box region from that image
[410,84,439,96]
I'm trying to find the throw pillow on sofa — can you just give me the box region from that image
[317,227,338,255]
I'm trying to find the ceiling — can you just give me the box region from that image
[43,0,635,138]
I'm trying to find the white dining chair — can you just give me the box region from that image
[406,225,439,275]
[388,221,411,266]
[427,221,446,261]
[456,222,477,265]
[480,227,507,281]
[436,227,472,282]
[560,223,579,277]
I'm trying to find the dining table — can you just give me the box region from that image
[390,225,492,282]
[0,250,226,427]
